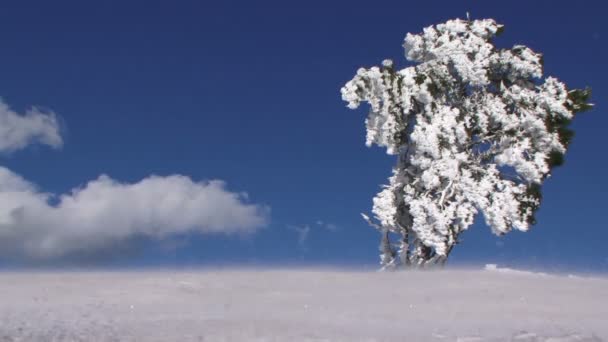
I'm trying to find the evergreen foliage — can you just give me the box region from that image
[341,18,592,269]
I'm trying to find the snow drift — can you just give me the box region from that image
[0,267,606,341]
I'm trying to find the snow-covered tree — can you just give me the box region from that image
[341,18,592,269]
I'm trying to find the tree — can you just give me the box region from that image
[341,18,592,269]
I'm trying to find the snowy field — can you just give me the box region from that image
[0,267,606,341]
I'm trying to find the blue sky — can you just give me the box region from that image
[0,0,605,270]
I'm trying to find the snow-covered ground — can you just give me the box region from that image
[0,267,606,341]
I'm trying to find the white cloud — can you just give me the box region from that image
[316,220,339,232]
[287,220,340,248]
[0,98,269,260]
[288,224,310,247]
[0,168,269,259]
[0,99,62,153]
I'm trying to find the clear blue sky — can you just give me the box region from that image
[0,0,605,271]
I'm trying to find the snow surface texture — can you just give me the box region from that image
[0,268,606,341]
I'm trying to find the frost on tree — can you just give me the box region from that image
[341,18,592,269]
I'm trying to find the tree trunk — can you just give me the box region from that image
[376,225,458,270]
[378,229,396,271]
[397,230,410,267]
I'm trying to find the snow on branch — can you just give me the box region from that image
[341,18,591,267]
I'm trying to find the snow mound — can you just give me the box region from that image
[0,269,606,341]
[483,263,550,276]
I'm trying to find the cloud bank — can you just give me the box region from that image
[0,99,269,259]
[0,169,269,259]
